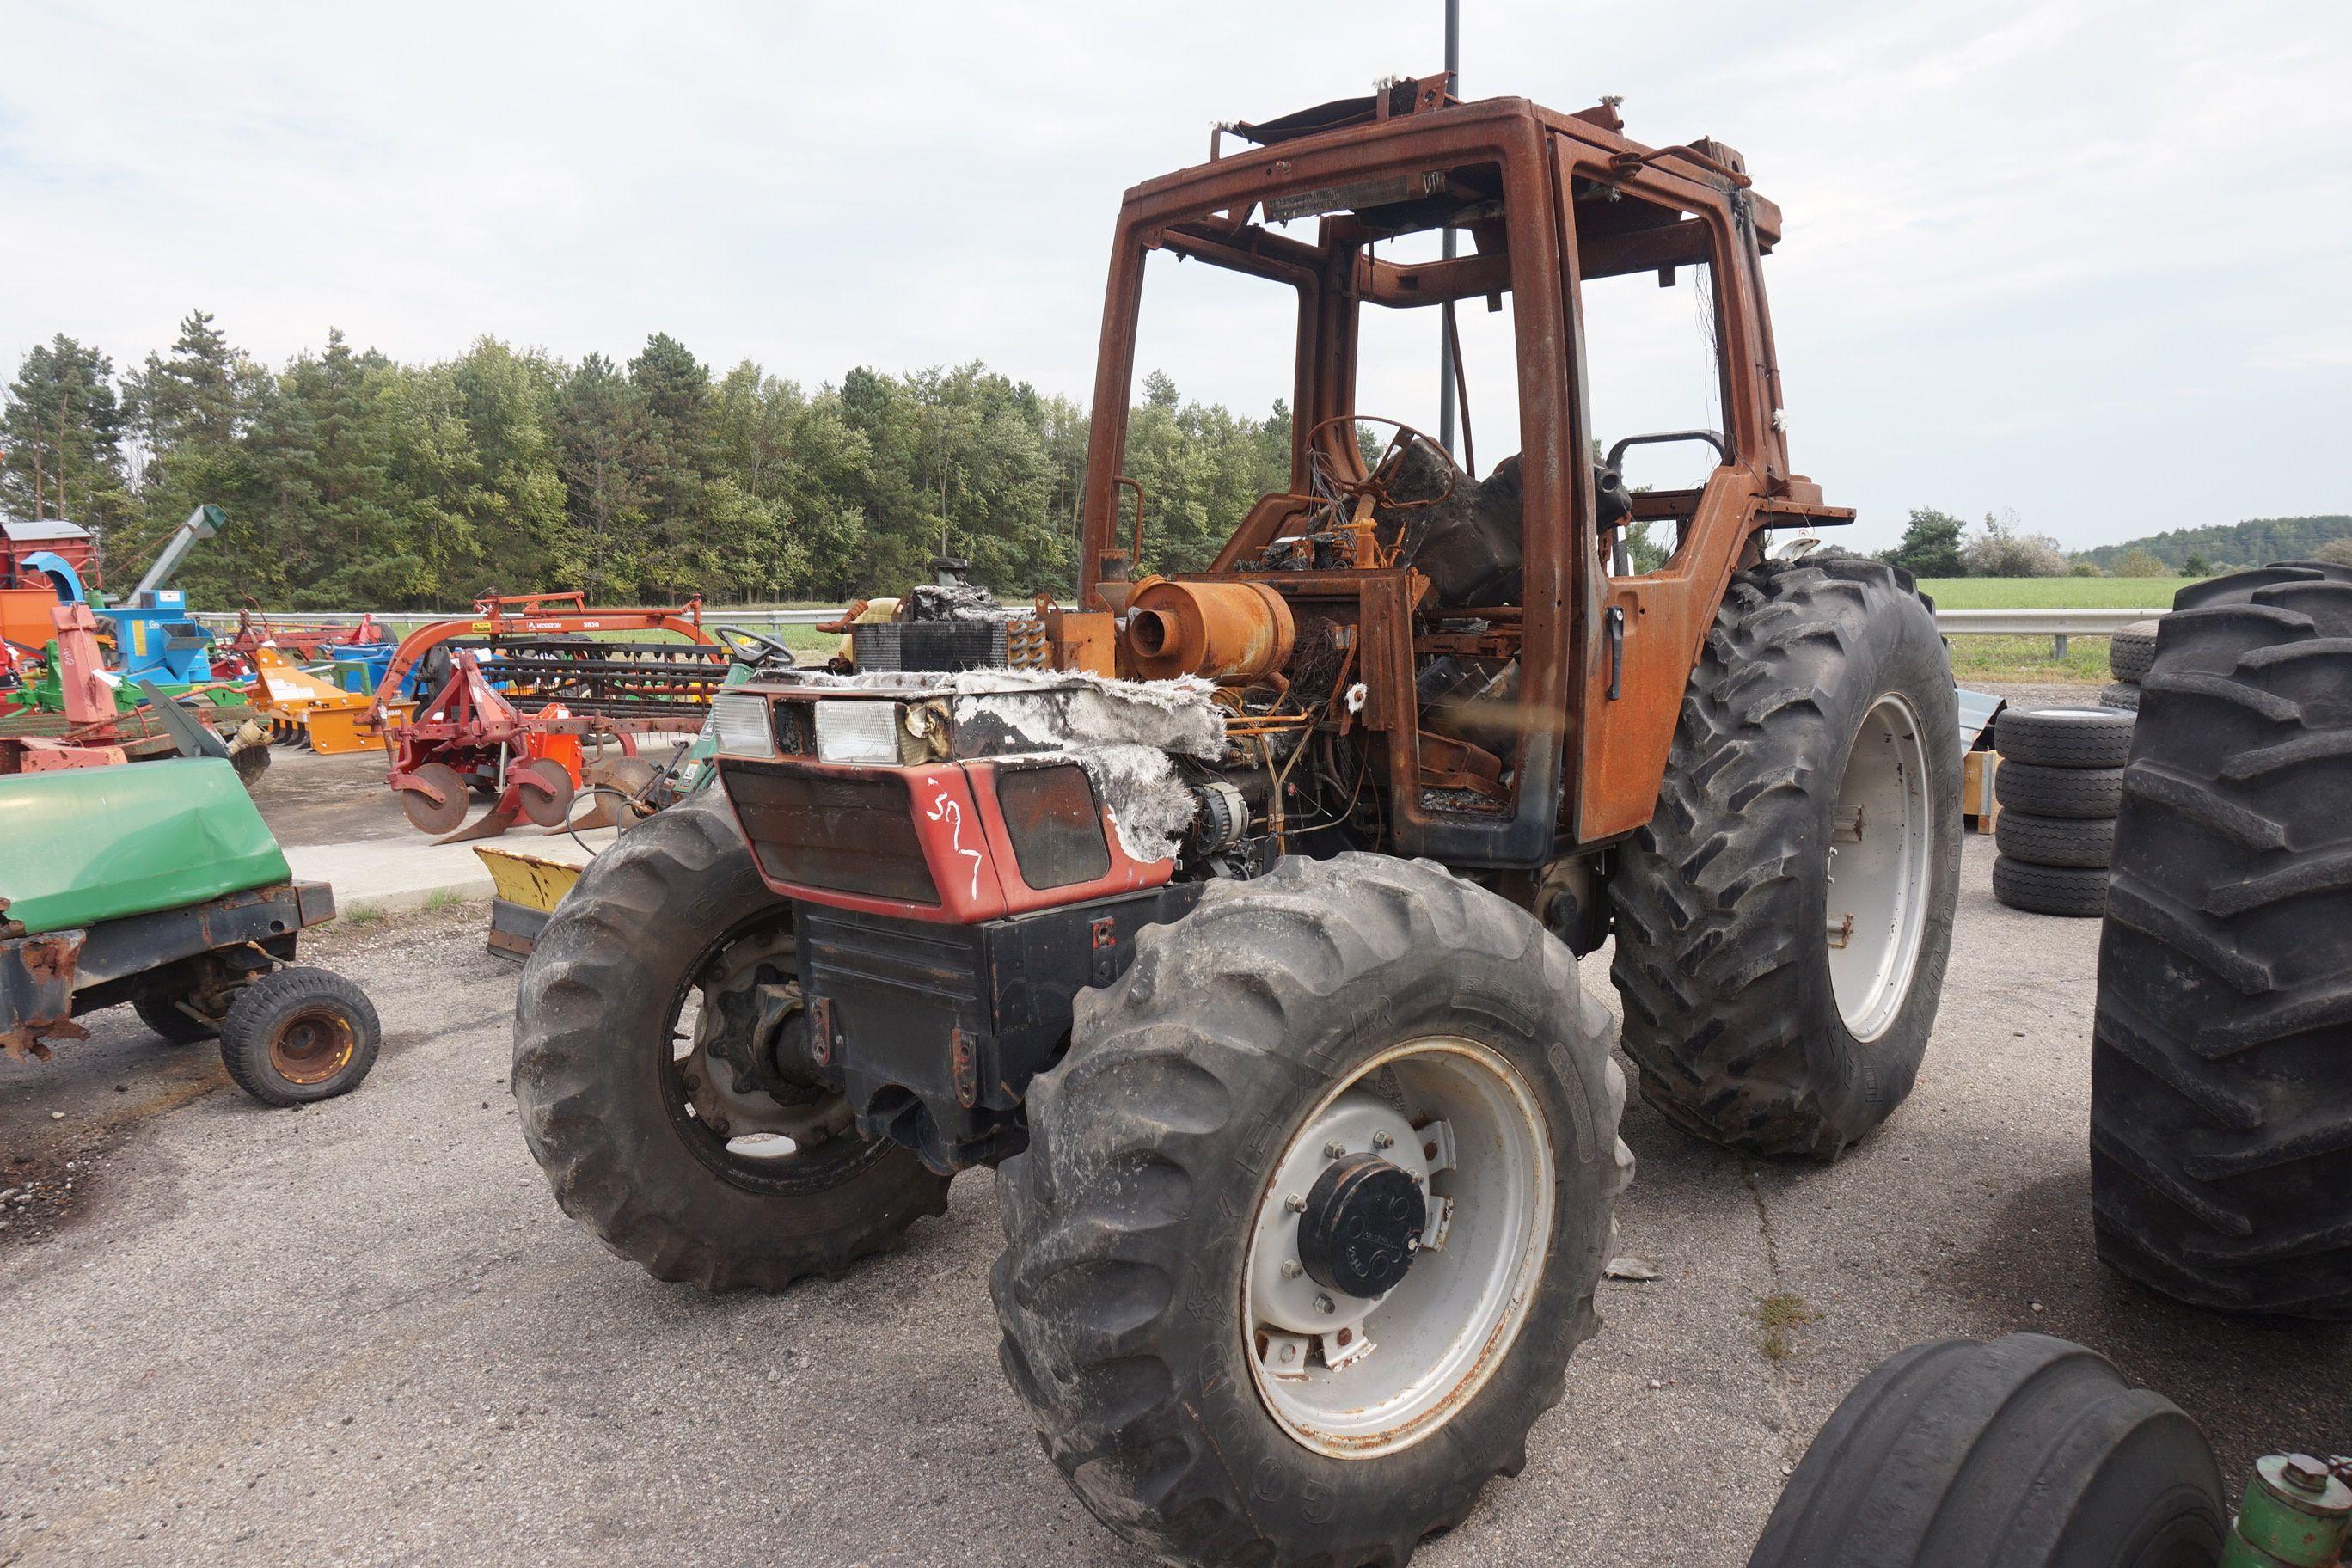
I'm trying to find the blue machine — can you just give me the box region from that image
[95,505,224,683]
[99,589,217,683]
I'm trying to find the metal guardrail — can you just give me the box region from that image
[1931,608,2164,635]
[1932,607,2165,658]
[200,605,2164,638]
[190,607,848,632]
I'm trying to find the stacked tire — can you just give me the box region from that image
[2092,560,2352,1319]
[2099,617,2157,712]
[1990,707,2135,916]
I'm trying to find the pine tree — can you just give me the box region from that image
[1,334,132,533]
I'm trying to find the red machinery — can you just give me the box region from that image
[0,602,260,775]
[373,591,722,841]
[213,604,386,679]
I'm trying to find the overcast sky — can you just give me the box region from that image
[3,0,2347,552]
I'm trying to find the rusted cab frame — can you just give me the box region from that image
[1075,93,1847,865]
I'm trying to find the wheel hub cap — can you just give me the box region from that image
[1299,1153,1426,1298]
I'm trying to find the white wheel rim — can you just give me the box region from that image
[1826,692,1932,1042]
[1242,1037,1553,1459]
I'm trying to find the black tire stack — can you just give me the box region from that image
[1990,707,2135,916]
[2098,617,2156,712]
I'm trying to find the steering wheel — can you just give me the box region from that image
[714,625,798,668]
[1303,415,1465,514]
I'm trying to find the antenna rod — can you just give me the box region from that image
[1436,0,1461,456]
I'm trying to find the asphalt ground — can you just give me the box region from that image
[6,829,2348,1568]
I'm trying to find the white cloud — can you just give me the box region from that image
[2,0,2347,550]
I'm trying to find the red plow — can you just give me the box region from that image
[371,591,727,842]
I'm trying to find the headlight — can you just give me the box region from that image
[709,693,777,758]
[813,701,903,765]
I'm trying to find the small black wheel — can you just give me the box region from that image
[1996,761,2125,818]
[133,989,223,1044]
[1747,1334,2225,1568]
[1994,706,2135,769]
[1996,811,2116,868]
[219,967,382,1106]
[1993,856,2109,917]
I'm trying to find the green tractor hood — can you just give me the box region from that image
[1,757,291,935]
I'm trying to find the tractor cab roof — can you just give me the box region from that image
[1123,74,1778,253]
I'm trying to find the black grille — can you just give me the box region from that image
[724,765,938,904]
[852,622,1008,672]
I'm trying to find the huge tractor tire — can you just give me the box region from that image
[512,795,950,1292]
[994,854,1631,1568]
[1746,1334,2226,1568]
[2092,562,2352,1318]
[1611,557,1961,1157]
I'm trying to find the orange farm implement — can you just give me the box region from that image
[371,592,724,842]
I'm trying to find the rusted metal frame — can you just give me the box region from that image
[1565,142,1788,843]
[1381,114,1573,866]
[1,930,83,1060]
[1577,221,1714,282]
[1357,248,1512,308]
[1081,102,1546,603]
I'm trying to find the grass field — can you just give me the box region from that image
[1918,577,2182,683]
[1916,577,2188,609]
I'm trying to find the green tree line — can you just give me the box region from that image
[0,315,1293,609]
[1882,505,2352,579]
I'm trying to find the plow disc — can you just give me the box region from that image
[515,759,574,829]
[396,763,471,835]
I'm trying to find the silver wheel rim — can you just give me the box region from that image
[1826,692,1932,1042]
[1242,1037,1553,1459]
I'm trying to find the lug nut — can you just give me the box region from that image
[1286,1193,1307,1213]
[1323,1141,1346,1160]
[2282,1455,2331,1492]
[1372,1130,1394,1151]
[1281,1259,1303,1279]
[1314,1294,1336,1314]
[1279,1343,1297,1363]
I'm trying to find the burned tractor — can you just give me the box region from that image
[514,77,1960,1568]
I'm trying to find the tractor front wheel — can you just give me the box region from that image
[994,853,1630,1568]
[511,796,950,1291]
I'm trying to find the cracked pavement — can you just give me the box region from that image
[3,839,2348,1567]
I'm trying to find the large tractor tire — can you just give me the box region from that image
[1611,556,1961,1157]
[1746,1334,2226,1568]
[512,795,950,1292]
[2092,561,2352,1319]
[995,854,1631,1568]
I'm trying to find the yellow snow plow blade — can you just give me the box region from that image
[471,846,583,959]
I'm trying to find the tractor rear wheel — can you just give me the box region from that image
[1610,556,1961,1157]
[994,853,1630,1568]
[511,795,949,1291]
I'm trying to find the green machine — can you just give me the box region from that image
[1,756,379,1105]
